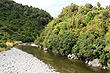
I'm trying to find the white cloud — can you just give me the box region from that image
[13,0,110,17]
[48,6,63,17]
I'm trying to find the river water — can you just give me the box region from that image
[16,45,110,73]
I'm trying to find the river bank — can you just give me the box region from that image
[16,44,110,73]
[0,47,58,73]
[31,43,110,70]
[0,41,22,52]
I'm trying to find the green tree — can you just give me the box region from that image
[84,3,93,9]
[35,2,110,68]
[85,11,94,23]
[97,2,101,8]
[0,0,53,43]
[45,33,77,55]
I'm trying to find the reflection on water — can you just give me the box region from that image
[16,45,110,73]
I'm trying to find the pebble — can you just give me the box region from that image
[0,47,59,73]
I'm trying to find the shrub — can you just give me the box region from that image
[78,6,85,13]
[0,43,7,48]
[85,11,94,23]
[72,31,106,60]
[48,33,77,55]
[107,59,110,68]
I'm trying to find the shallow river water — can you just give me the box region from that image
[16,45,110,73]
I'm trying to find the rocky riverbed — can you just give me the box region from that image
[0,47,58,73]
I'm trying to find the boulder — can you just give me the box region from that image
[85,61,88,64]
[68,54,78,60]
[68,54,72,58]
[31,44,38,47]
[103,66,109,69]
[43,48,48,51]
[88,61,92,66]
[88,59,101,67]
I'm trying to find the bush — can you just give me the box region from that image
[72,31,106,60]
[35,2,110,67]
[100,51,110,65]
[85,11,94,23]
[52,18,62,26]
[0,43,7,48]
[107,59,110,68]
[48,33,77,55]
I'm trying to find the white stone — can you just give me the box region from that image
[0,47,59,73]
[31,43,38,47]
[88,59,101,67]
[68,54,72,58]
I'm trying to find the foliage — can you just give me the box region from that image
[0,0,53,43]
[47,33,77,55]
[35,2,110,67]
[97,2,101,8]
[107,59,110,68]
[85,11,94,23]
[72,31,108,65]
[0,43,7,48]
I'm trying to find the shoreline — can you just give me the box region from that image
[31,43,110,70]
[0,47,58,73]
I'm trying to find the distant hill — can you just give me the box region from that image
[0,0,53,43]
[35,3,110,67]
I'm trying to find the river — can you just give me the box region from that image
[16,45,110,73]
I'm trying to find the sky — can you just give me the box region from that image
[13,0,110,17]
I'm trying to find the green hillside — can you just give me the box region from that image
[0,0,53,43]
[35,3,110,67]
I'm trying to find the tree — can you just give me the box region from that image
[84,3,93,9]
[78,6,84,13]
[85,11,94,23]
[97,2,101,8]
[106,6,109,9]
[0,0,53,43]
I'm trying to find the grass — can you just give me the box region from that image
[0,41,22,52]
[0,48,6,52]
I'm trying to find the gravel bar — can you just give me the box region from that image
[0,47,59,73]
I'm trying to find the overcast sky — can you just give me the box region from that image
[13,0,110,17]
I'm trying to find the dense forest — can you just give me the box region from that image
[35,3,110,68]
[0,0,53,44]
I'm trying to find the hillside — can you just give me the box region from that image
[35,3,110,67]
[0,0,53,43]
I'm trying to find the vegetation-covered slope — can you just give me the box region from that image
[0,0,53,43]
[35,3,110,67]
